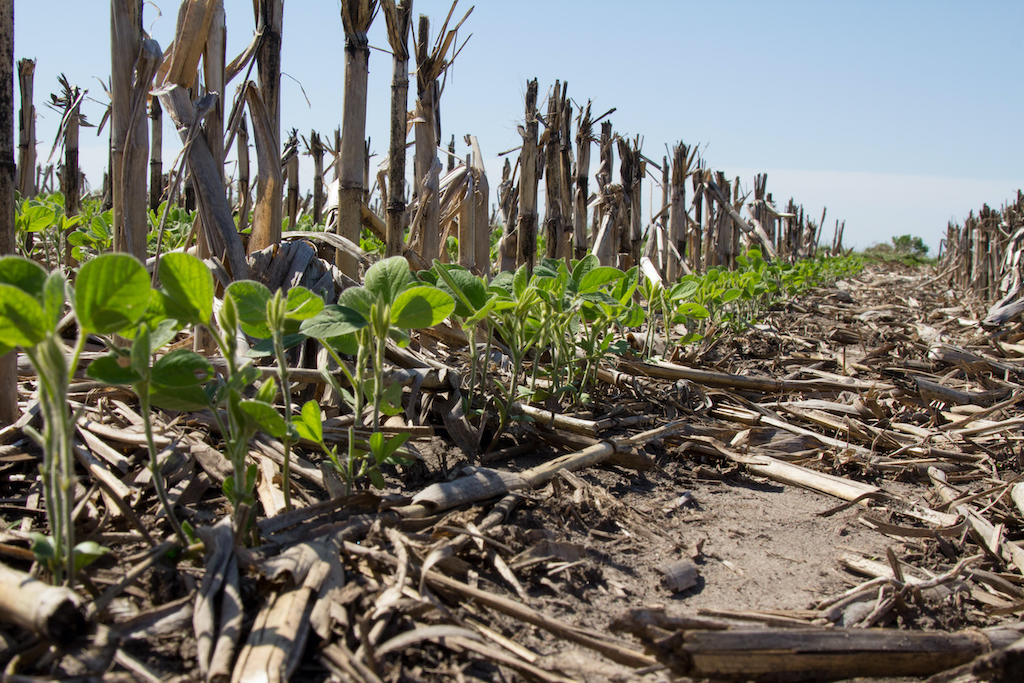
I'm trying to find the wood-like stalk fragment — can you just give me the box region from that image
[0,0,13,426]
[337,0,375,274]
[148,99,162,211]
[16,57,34,197]
[110,1,152,260]
[382,0,412,257]
[515,78,539,272]
[0,560,85,644]
[248,0,283,254]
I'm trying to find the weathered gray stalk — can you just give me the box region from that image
[572,101,591,260]
[308,130,324,224]
[61,92,80,268]
[110,0,151,260]
[382,0,412,258]
[515,78,539,272]
[542,81,565,260]
[337,0,375,274]
[284,131,299,230]
[148,99,162,211]
[0,0,15,427]
[236,116,250,235]
[16,58,34,197]
[413,14,441,264]
[244,83,282,254]
[467,135,489,273]
[248,0,283,254]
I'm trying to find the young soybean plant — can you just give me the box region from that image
[86,253,215,548]
[222,280,323,509]
[0,254,162,583]
[301,256,453,489]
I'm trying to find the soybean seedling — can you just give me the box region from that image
[87,253,217,547]
[224,280,323,509]
[0,254,160,583]
[301,256,453,489]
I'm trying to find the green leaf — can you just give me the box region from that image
[158,252,214,325]
[42,272,65,329]
[29,532,55,561]
[337,285,374,319]
[0,255,48,298]
[391,286,455,329]
[130,325,151,378]
[0,283,47,347]
[324,332,359,356]
[676,302,710,320]
[293,400,323,443]
[152,349,214,387]
[721,288,742,303]
[72,540,109,572]
[364,256,412,303]
[300,305,367,340]
[577,266,624,294]
[87,354,142,385]
[225,280,272,338]
[512,264,529,299]
[433,262,487,318]
[20,204,56,233]
[247,333,307,358]
[285,286,324,321]
[239,399,287,438]
[571,253,599,285]
[488,270,514,295]
[255,376,278,404]
[75,254,150,334]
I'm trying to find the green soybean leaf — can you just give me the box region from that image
[255,376,278,404]
[488,270,514,295]
[578,266,624,294]
[364,256,412,303]
[324,332,359,356]
[512,264,529,299]
[337,286,374,319]
[129,326,151,378]
[72,540,109,572]
[158,252,214,325]
[391,286,454,329]
[20,204,56,233]
[433,262,486,318]
[285,286,324,321]
[0,283,47,347]
[293,400,323,444]
[29,533,55,561]
[86,353,142,385]
[75,254,150,334]
[0,255,48,298]
[240,399,287,438]
[300,304,367,340]
[225,280,272,338]
[247,333,307,358]
[676,302,710,319]
[42,272,65,329]
[152,349,214,387]
[721,288,742,303]
[571,253,599,285]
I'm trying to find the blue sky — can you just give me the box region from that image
[14,1,1024,252]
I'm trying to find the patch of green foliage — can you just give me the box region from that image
[862,234,934,266]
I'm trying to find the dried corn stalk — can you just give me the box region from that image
[336,0,376,275]
[381,0,412,258]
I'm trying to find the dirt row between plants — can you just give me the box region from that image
[4,261,1024,681]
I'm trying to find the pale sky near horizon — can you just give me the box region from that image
[13,1,1024,254]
